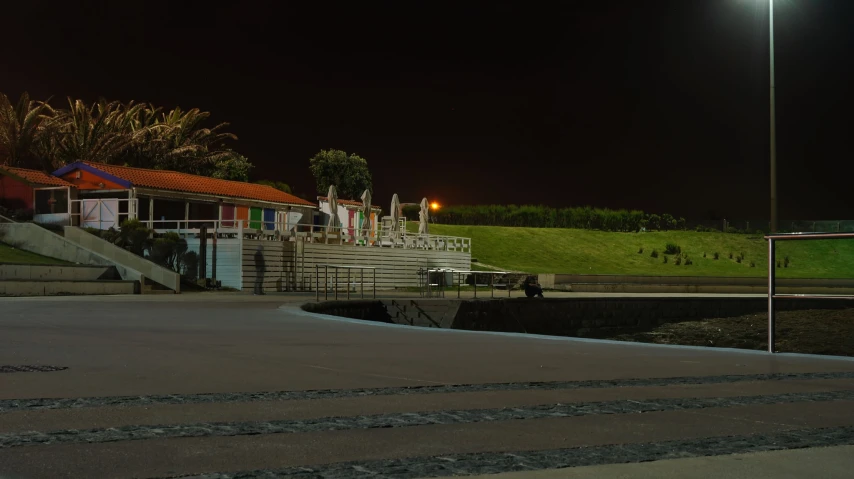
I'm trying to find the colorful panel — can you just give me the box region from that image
[263,208,276,230]
[249,207,262,229]
[221,204,236,227]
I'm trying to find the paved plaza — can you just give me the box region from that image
[1,293,853,478]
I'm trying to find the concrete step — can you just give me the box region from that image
[0,264,116,281]
[0,279,137,297]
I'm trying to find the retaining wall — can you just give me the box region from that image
[304,297,851,338]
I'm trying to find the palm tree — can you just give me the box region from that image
[0,91,55,170]
[154,107,238,173]
[46,98,149,165]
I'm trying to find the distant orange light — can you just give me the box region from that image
[430,202,440,210]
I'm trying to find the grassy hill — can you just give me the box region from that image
[0,242,68,265]
[420,224,854,279]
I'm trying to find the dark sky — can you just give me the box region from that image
[3,0,853,220]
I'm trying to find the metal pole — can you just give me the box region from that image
[325,265,329,300]
[491,272,495,298]
[361,268,364,299]
[509,273,512,297]
[335,267,339,300]
[457,272,461,299]
[347,268,351,300]
[768,238,776,353]
[769,0,778,233]
[315,265,319,301]
[373,268,376,299]
[473,273,477,298]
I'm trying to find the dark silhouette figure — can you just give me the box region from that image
[523,275,544,298]
[254,245,266,295]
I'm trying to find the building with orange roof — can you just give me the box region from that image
[0,166,77,223]
[50,161,316,232]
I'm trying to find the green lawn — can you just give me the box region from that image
[0,242,68,265]
[421,224,854,279]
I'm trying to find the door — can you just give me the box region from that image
[263,208,276,231]
[249,207,262,229]
[81,200,100,229]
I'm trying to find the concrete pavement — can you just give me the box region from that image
[1,292,852,478]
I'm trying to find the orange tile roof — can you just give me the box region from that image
[318,196,382,210]
[0,166,75,187]
[80,162,314,207]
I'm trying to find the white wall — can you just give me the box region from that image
[185,237,242,290]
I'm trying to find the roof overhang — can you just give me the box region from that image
[133,187,316,210]
[52,162,132,189]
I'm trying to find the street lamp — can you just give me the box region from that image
[768,0,778,232]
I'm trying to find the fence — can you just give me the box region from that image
[147,218,471,253]
[689,219,854,234]
[314,265,377,300]
[766,232,854,353]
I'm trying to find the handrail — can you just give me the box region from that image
[315,264,377,301]
[419,268,514,299]
[765,232,854,353]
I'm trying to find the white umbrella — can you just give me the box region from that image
[326,185,339,232]
[418,197,429,235]
[360,189,372,237]
[390,193,400,239]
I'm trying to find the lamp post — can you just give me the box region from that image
[769,0,778,232]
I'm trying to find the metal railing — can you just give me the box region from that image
[148,218,471,252]
[766,232,854,353]
[419,268,512,298]
[315,264,377,301]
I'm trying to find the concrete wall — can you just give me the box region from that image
[539,274,854,295]
[1,222,130,269]
[63,226,180,292]
[0,264,114,281]
[304,296,850,339]
[0,280,136,296]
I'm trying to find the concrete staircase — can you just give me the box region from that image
[384,299,462,328]
[0,264,137,297]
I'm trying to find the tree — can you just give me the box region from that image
[308,149,372,199]
[0,91,55,170]
[256,180,292,194]
[44,98,148,165]
[209,151,252,181]
[1,91,254,180]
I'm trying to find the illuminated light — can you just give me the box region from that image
[430,202,440,210]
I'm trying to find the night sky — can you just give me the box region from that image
[3,0,853,220]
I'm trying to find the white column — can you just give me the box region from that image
[148,198,154,229]
[184,201,190,229]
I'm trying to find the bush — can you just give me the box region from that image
[703,252,707,258]
[685,257,693,265]
[650,249,659,258]
[664,243,681,255]
[637,247,644,254]
[401,204,420,221]
[726,226,741,234]
[729,252,733,259]
[750,261,756,267]
[182,251,199,281]
[674,254,682,266]
[713,252,719,260]
[736,256,742,264]
[663,255,668,264]
[784,256,790,267]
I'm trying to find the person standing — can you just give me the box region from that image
[254,245,266,295]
